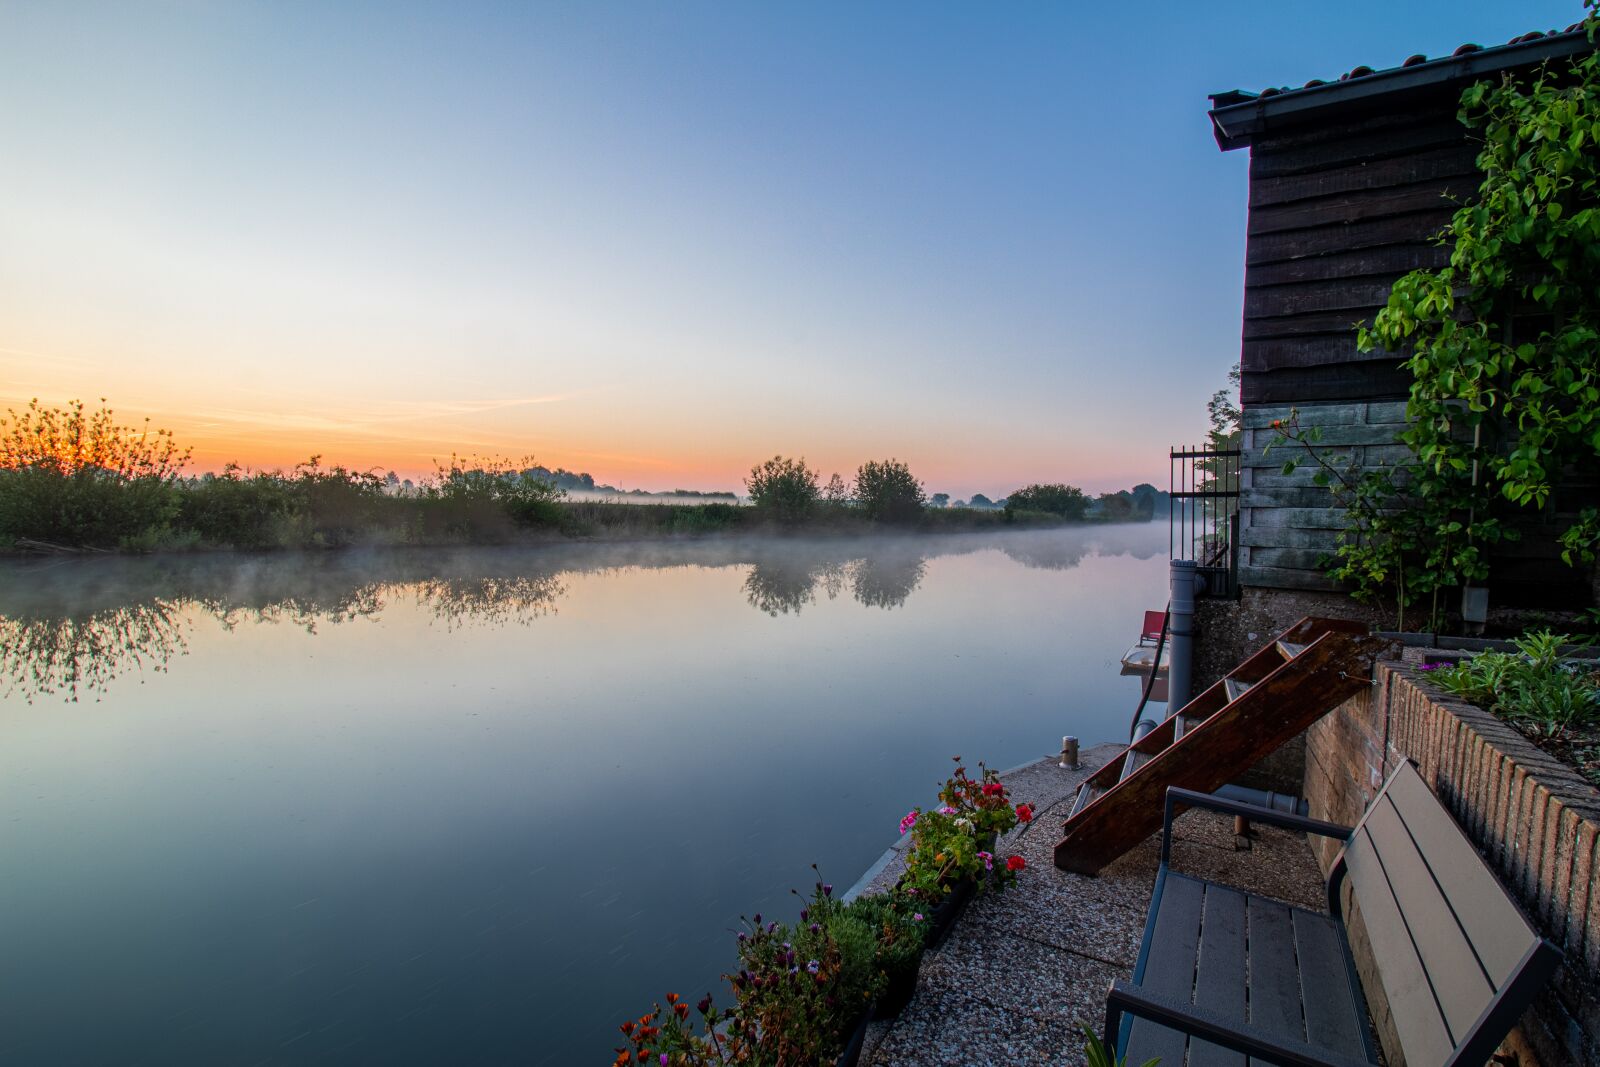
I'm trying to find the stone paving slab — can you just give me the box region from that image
[860,748,1334,1067]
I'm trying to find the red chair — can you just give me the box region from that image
[1139,610,1165,646]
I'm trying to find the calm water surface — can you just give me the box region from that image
[0,526,1167,1065]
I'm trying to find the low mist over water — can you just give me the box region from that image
[0,525,1166,1064]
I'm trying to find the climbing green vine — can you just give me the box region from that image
[1273,7,1600,626]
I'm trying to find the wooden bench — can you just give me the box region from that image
[1104,761,1561,1067]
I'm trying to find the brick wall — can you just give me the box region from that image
[1304,665,1600,1066]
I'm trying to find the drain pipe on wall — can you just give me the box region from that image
[1167,559,1200,712]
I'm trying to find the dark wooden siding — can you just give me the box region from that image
[1240,110,1481,406]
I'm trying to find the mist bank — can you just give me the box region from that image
[1,477,1166,557]
[0,525,1167,702]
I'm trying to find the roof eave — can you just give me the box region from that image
[1209,27,1594,152]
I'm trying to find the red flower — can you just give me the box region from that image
[1006,855,1026,872]
[981,783,1003,797]
[1015,803,1034,823]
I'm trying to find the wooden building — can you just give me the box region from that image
[1207,26,1596,604]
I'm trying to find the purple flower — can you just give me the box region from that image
[938,805,957,815]
[806,959,820,974]
[661,1055,668,1066]
[823,883,832,897]
[913,912,924,921]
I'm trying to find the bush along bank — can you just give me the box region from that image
[614,760,1031,1067]
[0,401,1164,553]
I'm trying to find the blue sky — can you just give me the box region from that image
[0,0,1582,495]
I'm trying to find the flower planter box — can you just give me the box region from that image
[919,869,982,950]
[871,966,917,1021]
[833,1007,871,1067]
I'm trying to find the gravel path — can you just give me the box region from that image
[855,746,1330,1067]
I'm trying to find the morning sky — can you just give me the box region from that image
[0,1,1580,497]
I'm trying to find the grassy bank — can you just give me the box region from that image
[0,400,1157,554]
[0,469,1121,554]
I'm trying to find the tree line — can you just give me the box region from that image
[745,455,1167,526]
[0,400,1166,552]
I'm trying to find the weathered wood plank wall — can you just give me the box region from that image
[1236,106,1476,591]
[1238,401,1408,591]
[1240,111,1479,408]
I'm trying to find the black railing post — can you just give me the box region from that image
[1169,446,1241,600]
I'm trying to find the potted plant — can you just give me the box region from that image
[895,758,1032,947]
[615,874,910,1066]
[842,890,926,1019]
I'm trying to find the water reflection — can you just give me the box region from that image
[0,524,1170,1066]
[0,600,190,703]
[0,529,1163,702]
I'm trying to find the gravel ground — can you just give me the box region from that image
[855,746,1330,1067]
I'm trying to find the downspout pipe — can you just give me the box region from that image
[1167,560,1199,712]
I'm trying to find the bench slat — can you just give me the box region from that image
[1191,884,1248,1067]
[1291,907,1371,1060]
[1344,825,1455,1067]
[1382,764,1536,984]
[1363,796,1495,1042]
[1245,895,1304,1050]
[1127,873,1203,1067]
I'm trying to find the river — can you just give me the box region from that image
[0,525,1167,1065]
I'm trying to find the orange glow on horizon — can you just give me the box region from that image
[1,383,1169,498]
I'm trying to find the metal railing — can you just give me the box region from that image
[1170,445,1241,600]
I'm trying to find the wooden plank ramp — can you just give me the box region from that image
[1054,617,1388,875]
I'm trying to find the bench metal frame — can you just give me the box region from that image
[1104,766,1563,1067]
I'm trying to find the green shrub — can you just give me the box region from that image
[417,456,563,543]
[746,455,820,524]
[291,458,390,545]
[1429,631,1600,736]
[841,891,925,994]
[1004,483,1088,520]
[0,399,188,548]
[178,466,298,548]
[666,502,745,534]
[0,467,181,548]
[854,458,925,523]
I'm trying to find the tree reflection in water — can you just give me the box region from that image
[414,574,566,630]
[0,553,568,701]
[742,544,930,615]
[742,557,848,616]
[850,551,927,609]
[0,526,1165,701]
[0,600,191,703]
